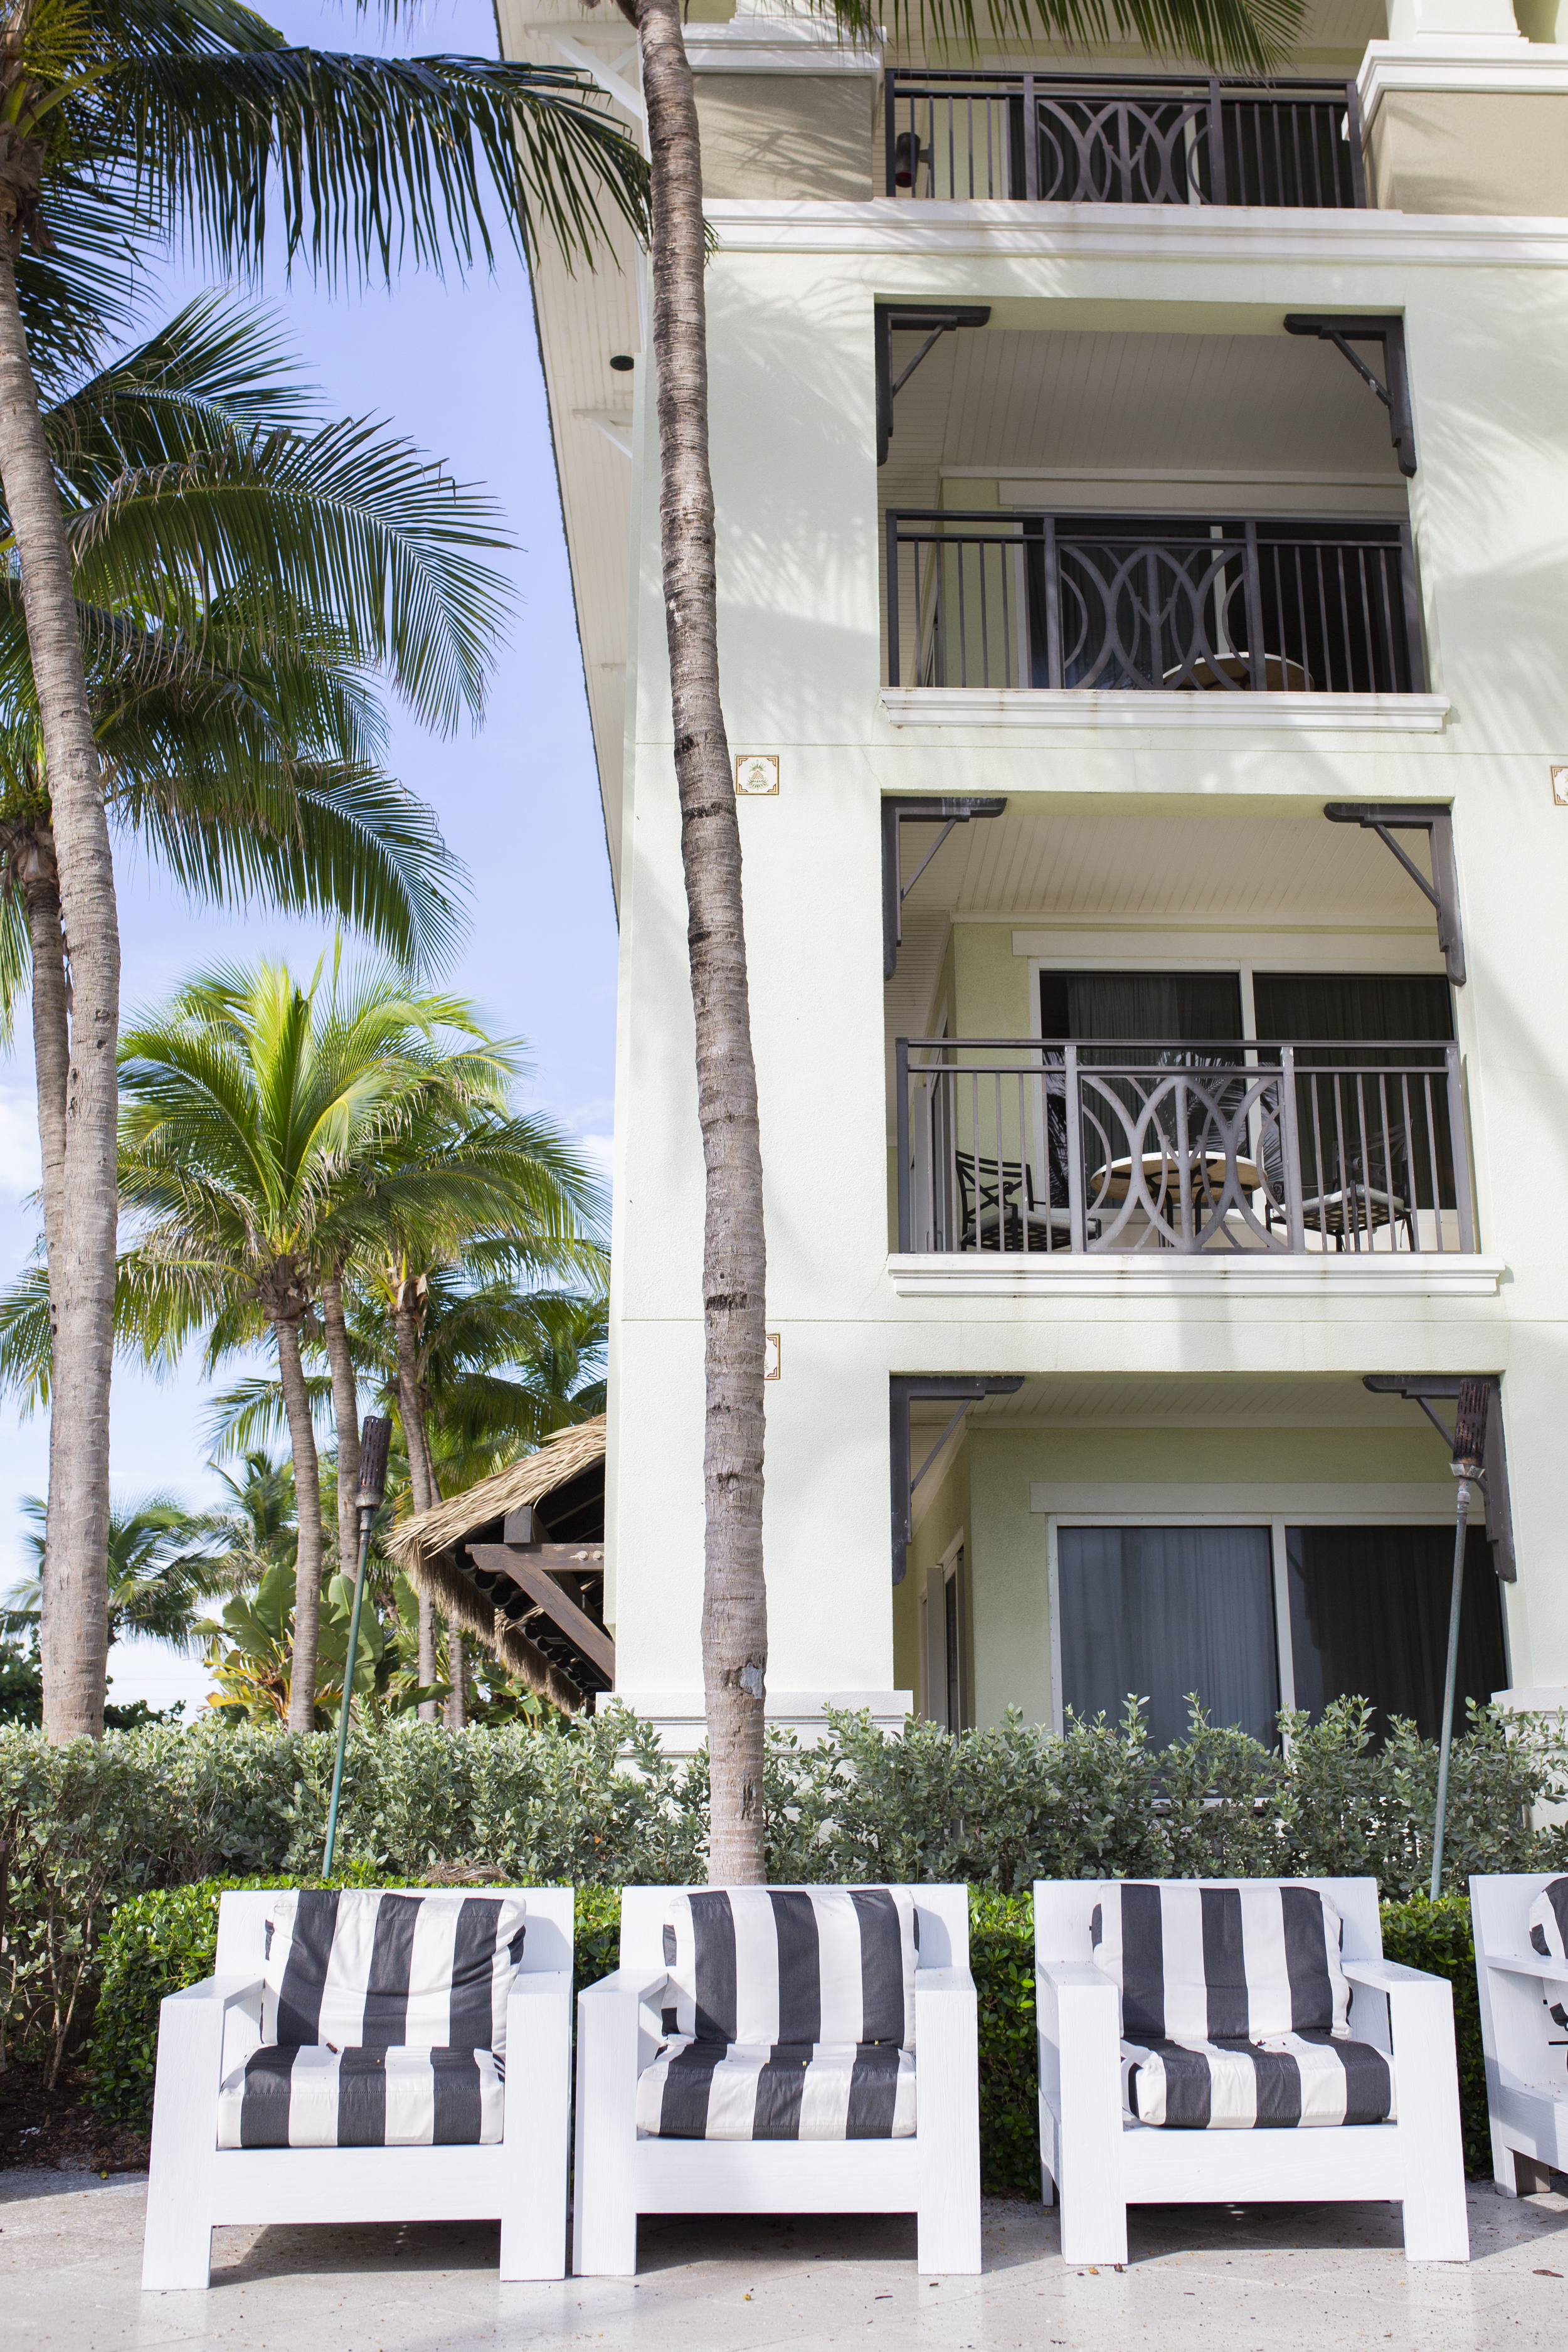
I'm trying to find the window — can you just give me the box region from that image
[1286,1523,1506,1742]
[1051,1518,1508,1749]
[1039,970,1242,1043]
[1056,1524,1278,1749]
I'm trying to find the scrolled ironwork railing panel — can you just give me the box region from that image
[884,72,1365,209]
[883,514,1425,696]
[894,1039,1475,1258]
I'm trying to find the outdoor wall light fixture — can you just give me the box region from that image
[893,130,921,188]
[609,353,635,371]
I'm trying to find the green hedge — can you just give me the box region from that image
[12,1698,1564,2090]
[92,1878,1490,2188]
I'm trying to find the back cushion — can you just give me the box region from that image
[262,1890,527,2055]
[1091,1881,1351,2042]
[661,1887,919,2050]
[1528,1878,1568,2034]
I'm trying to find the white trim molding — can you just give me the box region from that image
[887,1251,1506,1300]
[1032,1481,1460,1515]
[877,687,1452,735]
[706,196,1568,266]
[1359,38,1568,130]
[684,19,883,74]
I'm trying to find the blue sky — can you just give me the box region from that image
[0,3,620,1709]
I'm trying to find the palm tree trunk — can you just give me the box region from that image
[273,1312,325,1732]
[622,0,768,1883]
[319,1266,361,1571]
[0,250,119,1744]
[392,1298,438,1718]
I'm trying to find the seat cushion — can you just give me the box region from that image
[635,2039,916,2141]
[262,1890,526,2056]
[1091,1880,1352,2042]
[659,1886,918,2052]
[1527,1877,1568,2030]
[1121,2031,1395,2130]
[217,2043,504,2148]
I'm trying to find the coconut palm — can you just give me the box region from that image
[114,953,514,1727]
[575,0,1307,1874]
[0,4,647,1744]
[4,1485,236,1650]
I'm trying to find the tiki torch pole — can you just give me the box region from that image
[323,1416,391,1879]
[1429,1379,1489,1904]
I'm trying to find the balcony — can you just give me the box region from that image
[894,1038,1475,1259]
[884,69,1365,208]
[884,512,1424,696]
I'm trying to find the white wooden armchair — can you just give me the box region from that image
[141,1885,574,2290]
[571,1883,980,2276]
[1470,1872,1568,2194]
[1036,1876,1470,2264]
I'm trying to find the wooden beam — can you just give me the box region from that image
[467,1544,615,1682]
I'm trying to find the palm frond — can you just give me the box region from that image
[41,291,317,506]
[102,43,650,281]
[817,0,1305,74]
[66,416,512,731]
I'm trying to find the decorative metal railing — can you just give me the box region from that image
[884,70,1365,208]
[884,513,1424,696]
[895,1039,1474,1257]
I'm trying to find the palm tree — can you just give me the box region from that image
[341,1104,605,1724]
[576,0,1307,1875]
[114,953,513,1727]
[0,4,647,1744]
[5,1486,237,1650]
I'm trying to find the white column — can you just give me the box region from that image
[1384,0,1526,39]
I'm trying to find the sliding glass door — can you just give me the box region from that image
[1056,1524,1279,1749]
[1286,1523,1505,1742]
[1054,1519,1507,1747]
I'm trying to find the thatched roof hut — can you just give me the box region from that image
[385,1417,610,1714]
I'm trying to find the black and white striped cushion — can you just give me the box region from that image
[635,2040,916,2140]
[1527,1877,1568,2033]
[659,1887,918,2052]
[262,1890,526,2055]
[1121,2032,1394,2129]
[217,2043,504,2147]
[1091,1881,1352,2042]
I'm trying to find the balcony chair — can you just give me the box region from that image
[1470,1872,1568,2195]
[1036,1876,1470,2264]
[571,1883,980,2276]
[140,1884,574,2289]
[1258,1121,1417,1251]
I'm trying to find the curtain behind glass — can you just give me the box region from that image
[1286,1523,1507,1744]
[1040,970,1243,1042]
[1057,1524,1279,1749]
[1253,975,1455,1216]
[1252,973,1453,1045]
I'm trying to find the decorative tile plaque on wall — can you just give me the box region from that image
[763,1332,781,1381]
[735,754,779,797]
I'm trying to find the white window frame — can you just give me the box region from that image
[1042,1507,1466,1739]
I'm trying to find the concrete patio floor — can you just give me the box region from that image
[4,2169,1565,2352]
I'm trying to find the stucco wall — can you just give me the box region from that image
[605,224,1568,1712]
[965,1423,1456,1729]
[694,75,875,202]
[1369,93,1568,216]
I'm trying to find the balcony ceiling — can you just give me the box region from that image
[908,1373,1452,1433]
[881,326,1404,519]
[885,805,1444,1075]
[902,803,1435,931]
